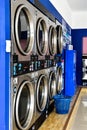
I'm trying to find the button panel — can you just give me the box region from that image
[13,54,57,77]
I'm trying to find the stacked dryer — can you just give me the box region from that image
[11,0,63,130]
[46,18,57,113]
[11,0,49,130]
[34,7,54,129]
[11,0,37,130]
[56,20,64,94]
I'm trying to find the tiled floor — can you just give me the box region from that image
[69,93,87,130]
[66,88,87,130]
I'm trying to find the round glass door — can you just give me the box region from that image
[56,66,63,93]
[49,71,57,99]
[36,18,48,55]
[15,5,34,55]
[56,25,63,54]
[36,74,48,112]
[49,26,57,55]
[15,81,34,130]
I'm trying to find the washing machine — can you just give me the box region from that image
[11,72,37,130]
[48,66,57,114]
[34,69,48,130]
[56,20,63,54]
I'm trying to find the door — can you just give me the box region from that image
[15,80,34,130]
[49,71,57,99]
[49,26,57,55]
[36,74,48,112]
[14,5,34,55]
[36,18,48,55]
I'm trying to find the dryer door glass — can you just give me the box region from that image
[37,75,48,112]
[15,81,34,130]
[15,6,34,55]
[49,26,57,55]
[18,84,30,126]
[49,72,57,99]
[37,18,48,55]
[18,9,30,51]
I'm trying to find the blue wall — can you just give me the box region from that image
[72,29,87,85]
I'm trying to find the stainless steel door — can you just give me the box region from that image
[49,71,57,99]
[15,80,34,130]
[49,26,57,55]
[14,5,34,55]
[36,74,48,112]
[36,18,48,56]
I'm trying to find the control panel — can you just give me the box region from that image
[13,54,57,77]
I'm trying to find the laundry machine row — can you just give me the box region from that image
[10,0,63,130]
[11,0,63,77]
[11,66,63,130]
[12,69,50,130]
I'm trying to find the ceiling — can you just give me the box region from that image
[67,0,87,12]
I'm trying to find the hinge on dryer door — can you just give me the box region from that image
[6,40,11,52]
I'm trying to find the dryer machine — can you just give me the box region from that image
[47,19,57,68]
[11,0,37,60]
[34,69,48,130]
[35,7,50,71]
[11,72,37,130]
[11,0,39,76]
[35,8,48,60]
[48,66,57,114]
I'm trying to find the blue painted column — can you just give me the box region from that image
[0,0,10,130]
[5,0,11,130]
[0,1,5,129]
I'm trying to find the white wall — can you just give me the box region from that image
[50,0,87,29]
[50,0,72,27]
[72,12,87,29]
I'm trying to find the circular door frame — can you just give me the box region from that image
[49,26,57,56]
[15,5,34,55]
[36,17,48,56]
[57,66,63,93]
[36,74,48,112]
[49,71,57,99]
[15,80,34,130]
[57,25,63,54]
